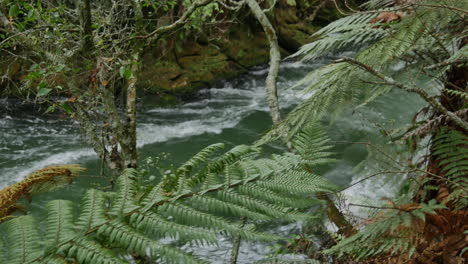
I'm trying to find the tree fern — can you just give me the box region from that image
[0,124,338,263]
[76,189,108,233]
[0,165,85,223]
[262,0,468,142]
[5,215,42,264]
[45,200,76,246]
[432,129,468,209]
[324,199,446,261]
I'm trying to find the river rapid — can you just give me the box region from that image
[0,57,425,263]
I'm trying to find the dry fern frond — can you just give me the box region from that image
[0,165,85,223]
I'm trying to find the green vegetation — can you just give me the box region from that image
[1,124,337,263]
[1,0,467,263]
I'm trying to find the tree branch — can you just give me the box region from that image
[133,0,215,40]
[335,57,468,132]
[245,0,282,126]
[411,3,468,15]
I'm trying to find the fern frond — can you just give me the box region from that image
[176,143,225,176]
[266,1,466,143]
[189,194,271,220]
[57,237,124,264]
[0,165,85,223]
[0,125,337,263]
[46,200,76,246]
[159,202,280,241]
[432,129,468,195]
[215,190,310,221]
[109,169,140,216]
[188,145,259,187]
[5,215,42,264]
[129,211,218,245]
[292,122,335,165]
[76,189,108,233]
[97,220,206,264]
[357,11,430,68]
[362,0,394,9]
[443,89,468,100]
[259,171,337,195]
[236,184,316,208]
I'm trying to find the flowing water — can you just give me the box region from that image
[0,57,425,263]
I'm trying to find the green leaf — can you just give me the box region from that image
[9,5,21,17]
[286,0,296,6]
[61,102,72,114]
[119,66,132,80]
[45,104,56,113]
[37,88,52,97]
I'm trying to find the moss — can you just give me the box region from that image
[138,26,271,96]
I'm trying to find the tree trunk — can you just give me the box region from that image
[245,0,282,126]
[78,0,94,51]
[121,0,144,169]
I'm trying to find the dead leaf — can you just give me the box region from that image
[369,12,403,24]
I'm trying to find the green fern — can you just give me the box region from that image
[262,0,468,143]
[0,124,337,263]
[324,199,446,260]
[432,129,468,209]
[5,215,42,264]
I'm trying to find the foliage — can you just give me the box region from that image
[262,0,468,142]
[0,123,338,263]
[431,129,468,210]
[0,165,85,223]
[256,0,468,262]
[323,199,446,260]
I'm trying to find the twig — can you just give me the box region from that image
[133,0,215,40]
[339,170,417,192]
[349,203,399,210]
[410,3,468,15]
[425,59,468,70]
[335,57,468,132]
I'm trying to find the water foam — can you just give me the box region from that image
[0,61,313,190]
[0,148,95,189]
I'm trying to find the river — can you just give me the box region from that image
[0,57,425,263]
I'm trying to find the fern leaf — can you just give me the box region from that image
[97,220,205,263]
[140,183,167,212]
[76,189,108,233]
[129,210,218,245]
[260,171,337,195]
[159,202,280,241]
[216,190,310,221]
[57,237,125,264]
[109,169,140,216]
[46,200,76,246]
[236,184,316,208]
[190,194,271,220]
[177,143,225,176]
[5,215,42,264]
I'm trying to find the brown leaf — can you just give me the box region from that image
[369,12,403,24]
[399,203,421,212]
[436,186,449,203]
[68,97,76,103]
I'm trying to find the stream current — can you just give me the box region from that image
[0,57,425,263]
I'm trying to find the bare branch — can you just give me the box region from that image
[410,3,468,14]
[245,0,282,125]
[133,0,215,40]
[335,57,468,132]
